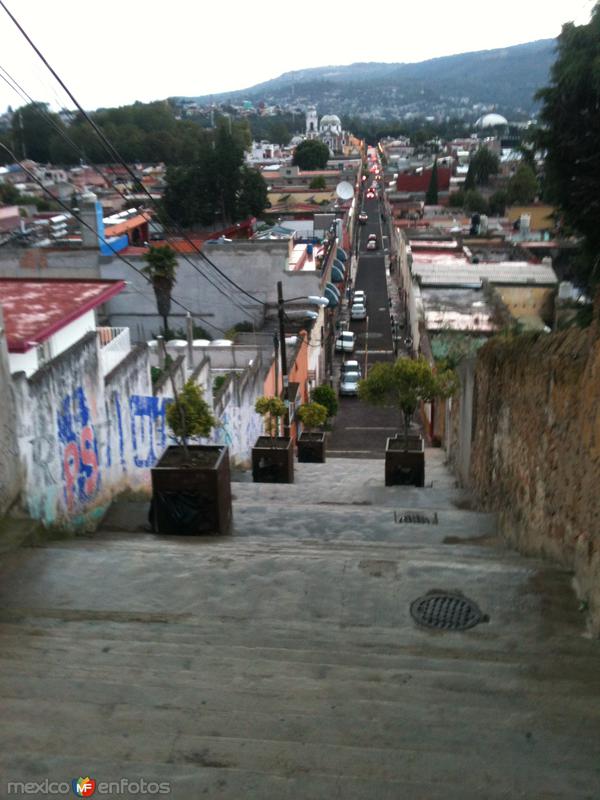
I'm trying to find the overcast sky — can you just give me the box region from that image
[0,0,596,111]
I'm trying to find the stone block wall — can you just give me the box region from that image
[0,307,21,513]
[467,317,600,635]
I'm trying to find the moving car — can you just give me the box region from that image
[339,371,361,396]
[366,239,377,250]
[350,303,367,320]
[335,330,356,352]
[358,212,368,224]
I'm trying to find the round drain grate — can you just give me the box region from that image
[410,593,486,631]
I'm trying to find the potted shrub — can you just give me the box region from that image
[296,401,328,463]
[358,357,457,487]
[150,379,232,535]
[252,396,294,483]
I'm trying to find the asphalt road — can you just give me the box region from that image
[328,191,403,458]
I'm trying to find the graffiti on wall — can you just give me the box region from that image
[54,387,170,515]
[57,387,101,511]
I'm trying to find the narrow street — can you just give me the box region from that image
[328,186,406,458]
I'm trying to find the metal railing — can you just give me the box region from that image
[97,327,131,376]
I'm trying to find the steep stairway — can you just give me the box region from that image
[0,451,598,799]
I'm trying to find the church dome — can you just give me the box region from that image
[475,113,508,129]
[320,114,342,129]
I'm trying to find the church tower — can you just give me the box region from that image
[306,106,318,139]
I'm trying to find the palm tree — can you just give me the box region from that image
[143,245,178,336]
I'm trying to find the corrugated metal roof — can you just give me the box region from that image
[413,261,558,287]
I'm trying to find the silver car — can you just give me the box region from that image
[351,303,367,320]
[339,371,361,396]
[341,359,362,378]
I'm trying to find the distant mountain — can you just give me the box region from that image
[190,40,556,120]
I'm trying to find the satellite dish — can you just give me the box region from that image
[335,181,354,201]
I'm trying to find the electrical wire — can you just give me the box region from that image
[0,141,229,337]
[0,64,260,325]
[0,0,268,310]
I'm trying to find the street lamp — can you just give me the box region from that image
[277,281,329,437]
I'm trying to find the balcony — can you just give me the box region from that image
[97,326,131,376]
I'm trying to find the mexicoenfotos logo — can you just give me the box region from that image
[72,778,96,797]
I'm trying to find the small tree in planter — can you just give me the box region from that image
[358,357,457,486]
[311,384,338,427]
[296,401,328,463]
[151,379,232,535]
[252,396,293,482]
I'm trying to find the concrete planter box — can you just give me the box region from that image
[385,435,425,487]
[151,445,232,535]
[297,432,327,463]
[252,437,294,483]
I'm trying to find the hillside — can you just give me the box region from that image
[190,39,556,120]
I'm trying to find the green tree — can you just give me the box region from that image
[296,402,328,431]
[292,139,330,170]
[465,147,500,187]
[425,159,439,204]
[311,385,338,419]
[166,380,217,460]
[237,166,268,219]
[358,357,457,450]
[463,190,488,214]
[537,5,600,286]
[309,175,327,190]
[11,102,66,163]
[506,163,538,205]
[488,189,508,216]
[0,183,21,204]
[143,245,178,336]
[255,396,286,442]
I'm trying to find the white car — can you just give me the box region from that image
[339,371,361,396]
[341,359,362,378]
[353,290,366,306]
[350,303,367,320]
[366,240,377,251]
[335,330,356,352]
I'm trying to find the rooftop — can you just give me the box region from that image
[412,260,558,288]
[0,278,126,352]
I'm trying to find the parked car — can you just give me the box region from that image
[339,371,361,396]
[335,330,356,352]
[353,290,366,306]
[341,359,362,378]
[358,212,368,223]
[351,303,367,320]
[368,233,377,241]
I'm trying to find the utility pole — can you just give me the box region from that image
[277,281,290,437]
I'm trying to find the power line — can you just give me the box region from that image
[0,0,268,310]
[0,64,260,324]
[0,141,229,337]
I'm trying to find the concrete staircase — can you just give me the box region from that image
[0,451,599,799]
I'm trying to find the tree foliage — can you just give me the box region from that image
[255,396,286,440]
[296,402,328,431]
[143,244,178,335]
[506,163,538,205]
[166,380,217,448]
[425,159,439,204]
[162,124,268,227]
[536,7,600,289]
[311,385,338,419]
[358,357,457,449]
[465,147,500,188]
[292,139,330,170]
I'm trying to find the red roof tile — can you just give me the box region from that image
[0,279,126,352]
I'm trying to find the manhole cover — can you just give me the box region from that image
[410,593,486,631]
[395,511,438,524]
